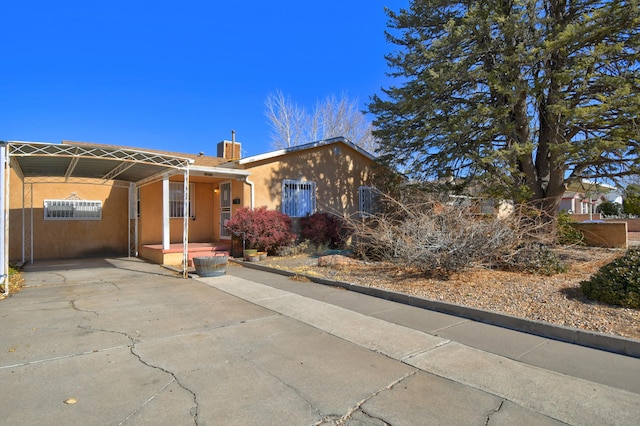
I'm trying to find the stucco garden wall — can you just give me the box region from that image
[570,222,628,248]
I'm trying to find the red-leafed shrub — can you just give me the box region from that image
[300,212,347,249]
[225,207,296,254]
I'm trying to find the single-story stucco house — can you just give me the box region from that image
[0,136,381,282]
[559,180,622,215]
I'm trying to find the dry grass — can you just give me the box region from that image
[0,270,25,300]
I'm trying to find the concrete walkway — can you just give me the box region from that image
[1,257,639,425]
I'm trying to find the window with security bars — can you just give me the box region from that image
[44,200,102,220]
[282,180,316,217]
[358,186,378,218]
[170,182,195,218]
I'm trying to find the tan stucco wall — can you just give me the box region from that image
[622,218,640,232]
[568,216,640,232]
[9,170,129,261]
[242,143,377,217]
[571,222,628,248]
[140,180,211,245]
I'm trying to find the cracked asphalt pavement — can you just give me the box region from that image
[1,257,639,425]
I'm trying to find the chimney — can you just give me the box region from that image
[217,130,241,160]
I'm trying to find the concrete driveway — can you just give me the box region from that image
[1,257,639,425]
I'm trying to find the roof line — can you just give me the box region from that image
[189,165,250,177]
[235,136,376,165]
[7,140,194,168]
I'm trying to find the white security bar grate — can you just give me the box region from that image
[44,199,102,220]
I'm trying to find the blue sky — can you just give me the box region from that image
[2,0,407,157]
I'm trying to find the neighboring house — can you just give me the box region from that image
[559,180,621,215]
[0,137,380,277]
[604,190,624,206]
[559,191,596,215]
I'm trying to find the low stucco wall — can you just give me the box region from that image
[616,218,640,232]
[569,214,602,222]
[569,215,640,232]
[570,222,628,248]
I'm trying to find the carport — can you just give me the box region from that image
[1,140,196,293]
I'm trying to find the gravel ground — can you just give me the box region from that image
[256,246,640,341]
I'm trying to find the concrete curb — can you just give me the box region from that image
[230,259,640,358]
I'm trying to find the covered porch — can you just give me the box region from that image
[136,167,252,270]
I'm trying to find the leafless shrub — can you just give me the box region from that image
[347,192,556,275]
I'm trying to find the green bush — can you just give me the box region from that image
[556,211,584,246]
[504,243,567,275]
[596,201,622,216]
[580,248,640,309]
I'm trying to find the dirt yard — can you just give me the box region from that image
[256,245,640,340]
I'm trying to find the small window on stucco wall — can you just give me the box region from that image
[282,179,316,217]
[44,199,102,220]
[169,182,195,218]
[358,186,378,218]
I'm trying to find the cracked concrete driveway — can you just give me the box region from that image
[1,257,639,425]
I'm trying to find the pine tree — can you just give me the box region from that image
[369,0,640,218]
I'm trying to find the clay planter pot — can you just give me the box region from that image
[243,249,258,260]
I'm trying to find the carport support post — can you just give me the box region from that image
[0,143,8,295]
[182,169,189,278]
[128,182,138,258]
[162,174,170,251]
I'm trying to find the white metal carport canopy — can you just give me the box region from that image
[1,140,195,293]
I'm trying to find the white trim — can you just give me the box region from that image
[128,182,139,257]
[162,174,170,250]
[188,165,250,178]
[236,137,376,165]
[1,144,7,295]
[219,181,232,240]
[245,177,255,210]
[8,140,194,173]
[182,169,189,278]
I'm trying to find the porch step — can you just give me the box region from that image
[140,242,232,267]
[186,249,229,266]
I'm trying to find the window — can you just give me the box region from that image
[44,199,102,220]
[170,182,195,218]
[282,180,316,217]
[358,186,378,218]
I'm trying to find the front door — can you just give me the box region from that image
[219,181,232,240]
